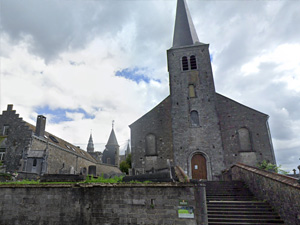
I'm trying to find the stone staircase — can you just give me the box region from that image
[205,181,284,225]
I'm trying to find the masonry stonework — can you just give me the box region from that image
[0,183,207,225]
[130,96,173,174]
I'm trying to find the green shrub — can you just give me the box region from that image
[257,160,288,174]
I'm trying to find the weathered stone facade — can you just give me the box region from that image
[130,0,276,180]
[130,96,173,174]
[0,183,207,225]
[0,105,121,177]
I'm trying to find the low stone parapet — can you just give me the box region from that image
[228,163,300,225]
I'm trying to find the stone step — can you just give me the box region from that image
[208,214,281,219]
[206,181,284,224]
[208,222,284,225]
[208,210,278,215]
[207,197,256,201]
[208,218,284,223]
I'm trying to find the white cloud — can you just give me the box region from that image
[1,0,300,172]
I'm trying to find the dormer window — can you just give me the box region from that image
[182,56,189,71]
[49,135,59,143]
[190,55,197,70]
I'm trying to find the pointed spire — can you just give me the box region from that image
[87,132,94,152]
[125,140,131,157]
[106,122,119,147]
[172,0,201,48]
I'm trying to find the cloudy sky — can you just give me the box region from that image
[0,0,299,173]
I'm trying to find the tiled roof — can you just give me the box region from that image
[25,122,96,163]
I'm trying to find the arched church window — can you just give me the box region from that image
[145,134,157,156]
[190,55,197,70]
[189,85,196,98]
[182,56,189,71]
[190,110,200,127]
[238,128,252,151]
[33,159,37,167]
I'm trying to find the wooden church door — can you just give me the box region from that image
[191,154,207,180]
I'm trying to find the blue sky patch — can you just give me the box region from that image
[210,54,213,62]
[115,67,160,84]
[36,106,95,123]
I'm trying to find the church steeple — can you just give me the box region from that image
[172,0,201,48]
[87,132,94,153]
[106,121,119,147]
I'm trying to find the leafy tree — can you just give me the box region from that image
[125,154,131,167]
[120,154,131,174]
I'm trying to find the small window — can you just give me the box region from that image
[71,147,76,152]
[107,158,111,164]
[189,85,196,98]
[182,56,189,71]
[44,135,48,139]
[33,159,37,167]
[65,144,71,150]
[190,55,197,70]
[190,110,200,127]
[49,135,59,143]
[2,125,9,136]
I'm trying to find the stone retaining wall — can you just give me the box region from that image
[0,183,207,225]
[230,163,300,225]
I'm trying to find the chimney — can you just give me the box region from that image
[7,105,13,111]
[35,115,46,137]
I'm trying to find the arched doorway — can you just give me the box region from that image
[191,154,207,180]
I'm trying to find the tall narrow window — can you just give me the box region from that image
[190,55,197,70]
[189,85,196,98]
[33,159,37,167]
[190,110,200,127]
[238,128,252,151]
[182,56,189,71]
[146,134,157,156]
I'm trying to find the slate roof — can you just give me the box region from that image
[172,0,202,48]
[106,128,119,147]
[25,122,97,162]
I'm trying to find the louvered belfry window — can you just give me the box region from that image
[190,55,197,70]
[182,56,189,71]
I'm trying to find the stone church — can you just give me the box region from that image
[130,0,276,180]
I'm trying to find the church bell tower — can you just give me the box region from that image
[168,0,225,180]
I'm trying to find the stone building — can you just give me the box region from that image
[130,0,276,180]
[0,105,120,177]
[102,125,120,167]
